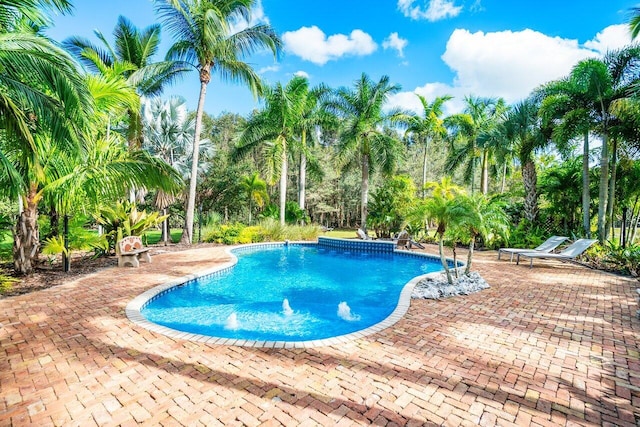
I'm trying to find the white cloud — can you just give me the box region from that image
[583,24,632,53]
[398,0,462,21]
[259,65,279,74]
[229,0,269,34]
[282,26,377,65]
[386,25,631,115]
[294,70,310,78]
[383,32,409,57]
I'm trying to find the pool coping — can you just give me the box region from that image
[126,240,463,348]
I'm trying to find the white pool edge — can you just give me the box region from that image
[125,240,463,348]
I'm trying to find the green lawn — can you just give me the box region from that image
[143,229,183,245]
[324,229,357,239]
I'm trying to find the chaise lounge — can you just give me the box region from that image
[516,238,597,268]
[498,235,568,261]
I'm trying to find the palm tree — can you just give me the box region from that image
[154,0,282,243]
[539,69,598,237]
[629,6,640,39]
[240,172,268,223]
[457,194,509,274]
[294,82,334,213]
[445,96,507,195]
[64,15,187,150]
[0,3,95,274]
[235,76,308,225]
[501,98,548,224]
[402,94,452,198]
[328,73,404,231]
[412,177,465,284]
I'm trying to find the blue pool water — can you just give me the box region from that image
[141,244,443,342]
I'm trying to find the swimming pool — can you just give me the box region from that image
[127,239,455,348]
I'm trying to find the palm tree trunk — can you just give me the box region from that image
[298,152,306,211]
[522,159,538,223]
[438,236,453,284]
[597,133,609,242]
[500,162,507,194]
[13,187,40,275]
[480,149,489,195]
[582,132,591,237]
[422,144,428,199]
[182,77,208,244]
[279,141,287,226]
[361,153,369,232]
[299,130,307,213]
[465,237,475,275]
[605,137,618,240]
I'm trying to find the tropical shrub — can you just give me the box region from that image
[95,202,168,252]
[602,242,640,277]
[367,175,416,238]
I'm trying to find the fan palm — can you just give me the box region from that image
[154,0,282,243]
[327,73,404,232]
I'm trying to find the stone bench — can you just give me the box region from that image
[117,236,151,268]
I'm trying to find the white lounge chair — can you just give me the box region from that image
[516,238,597,268]
[498,236,568,262]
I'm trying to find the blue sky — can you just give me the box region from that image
[46,0,637,116]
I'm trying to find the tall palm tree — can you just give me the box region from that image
[235,76,308,225]
[154,0,281,243]
[240,172,268,224]
[403,94,452,198]
[294,82,333,213]
[64,15,187,150]
[539,70,598,237]
[445,96,507,195]
[327,73,404,231]
[501,98,548,224]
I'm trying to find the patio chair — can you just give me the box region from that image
[498,235,568,262]
[395,230,425,250]
[356,228,371,240]
[516,238,598,268]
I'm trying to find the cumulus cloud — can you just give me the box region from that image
[294,70,310,78]
[584,24,632,53]
[397,0,462,21]
[282,26,377,65]
[386,25,631,115]
[383,32,409,57]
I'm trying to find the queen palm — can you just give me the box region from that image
[235,76,308,225]
[154,0,282,243]
[403,94,452,198]
[64,15,186,149]
[328,73,404,231]
[445,96,507,195]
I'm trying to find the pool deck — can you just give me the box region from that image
[1,244,639,426]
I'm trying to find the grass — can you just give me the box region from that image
[324,229,357,239]
[143,229,183,245]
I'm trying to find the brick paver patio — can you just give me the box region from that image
[1,245,638,426]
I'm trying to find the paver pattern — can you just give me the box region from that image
[1,245,638,426]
